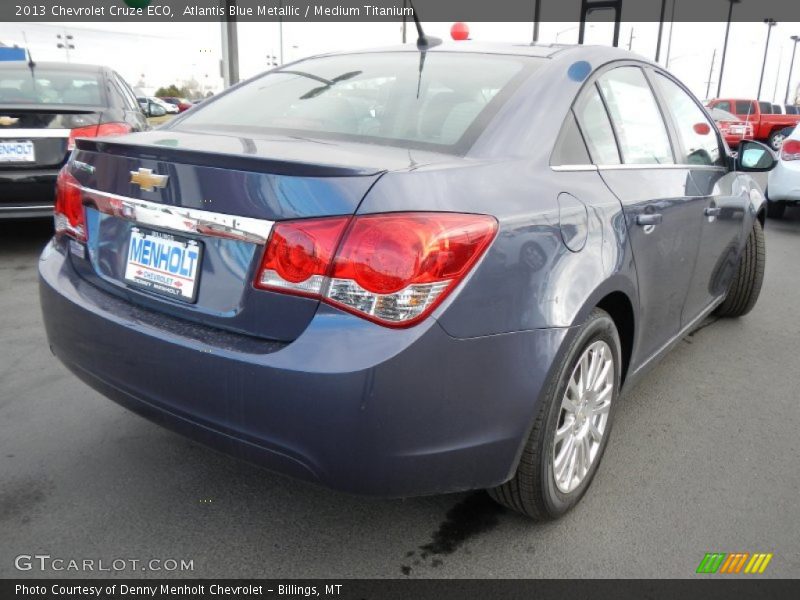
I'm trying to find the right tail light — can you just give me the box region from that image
[68,122,132,151]
[54,167,86,241]
[781,139,800,161]
[255,212,498,327]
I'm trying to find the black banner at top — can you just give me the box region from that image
[3,0,800,23]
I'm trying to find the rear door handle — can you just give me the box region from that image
[705,206,722,217]
[636,213,663,226]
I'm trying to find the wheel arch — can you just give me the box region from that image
[570,275,638,386]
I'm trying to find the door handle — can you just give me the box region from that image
[705,206,722,217]
[636,213,663,226]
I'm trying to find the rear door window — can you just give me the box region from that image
[654,73,724,167]
[758,101,773,114]
[573,85,620,165]
[597,66,674,164]
[735,101,756,115]
[551,110,591,165]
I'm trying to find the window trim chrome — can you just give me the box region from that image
[550,164,599,172]
[79,187,274,245]
[551,163,726,172]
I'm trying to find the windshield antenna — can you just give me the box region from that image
[407,1,441,98]
[408,0,441,50]
[22,31,36,69]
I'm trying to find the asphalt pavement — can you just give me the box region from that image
[1,211,798,579]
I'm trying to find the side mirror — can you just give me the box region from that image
[148,103,167,117]
[734,140,776,172]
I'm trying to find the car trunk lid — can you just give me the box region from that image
[69,130,452,341]
[0,105,102,169]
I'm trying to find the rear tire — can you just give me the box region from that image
[766,200,786,219]
[716,220,765,318]
[488,308,621,520]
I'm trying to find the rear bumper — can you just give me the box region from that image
[0,168,57,219]
[767,160,800,202]
[39,239,569,497]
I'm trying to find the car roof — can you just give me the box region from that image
[0,61,106,73]
[309,41,649,65]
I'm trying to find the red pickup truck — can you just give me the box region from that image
[706,98,800,150]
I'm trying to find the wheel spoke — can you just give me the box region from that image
[565,442,578,487]
[589,421,603,442]
[555,436,575,482]
[552,340,616,494]
[555,417,574,442]
[592,360,612,391]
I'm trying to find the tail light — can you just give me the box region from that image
[68,122,132,151]
[54,168,86,241]
[256,217,350,297]
[781,139,800,161]
[255,212,498,327]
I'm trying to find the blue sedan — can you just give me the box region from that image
[40,43,774,519]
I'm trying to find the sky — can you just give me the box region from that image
[1,20,799,103]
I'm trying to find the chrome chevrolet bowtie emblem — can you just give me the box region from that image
[130,168,168,192]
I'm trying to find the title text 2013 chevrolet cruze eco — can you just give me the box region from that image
[40,44,773,519]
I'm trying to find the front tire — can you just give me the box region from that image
[488,308,621,520]
[716,220,765,317]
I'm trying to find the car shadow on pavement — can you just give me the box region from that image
[0,219,53,256]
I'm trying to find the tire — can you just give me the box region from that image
[488,308,621,520]
[715,220,765,318]
[768,129,787,151]
[766,200,786,219]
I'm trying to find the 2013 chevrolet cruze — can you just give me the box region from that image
[40,43,774,520]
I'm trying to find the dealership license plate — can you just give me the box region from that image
[729,126,745,134]
[124,227,202,303]
[0,140,35,162]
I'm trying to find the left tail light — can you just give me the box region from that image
[255,212,498,327]
[68,122,132,151]
[781,139,800,161]
[54,168,86,241]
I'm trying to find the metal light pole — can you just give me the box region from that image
[785,35,800,105]
[655,0,667,62]
[665,0,677,68]
[705,49,717,100]
[758,19,777,100]
[717,0,741,98]
[531,0,541,43]
[56,32,74,62]
[220,0,239,88]
[772,45,783,103]
[278,0,284,64]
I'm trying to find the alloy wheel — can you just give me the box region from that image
[552,340,614,494]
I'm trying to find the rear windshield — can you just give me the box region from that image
[173,52,539,153]
[0,67,104,106]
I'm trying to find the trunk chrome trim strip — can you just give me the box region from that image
[0,129,70,138]
[79,187,275,245]
[0,204,53,210]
